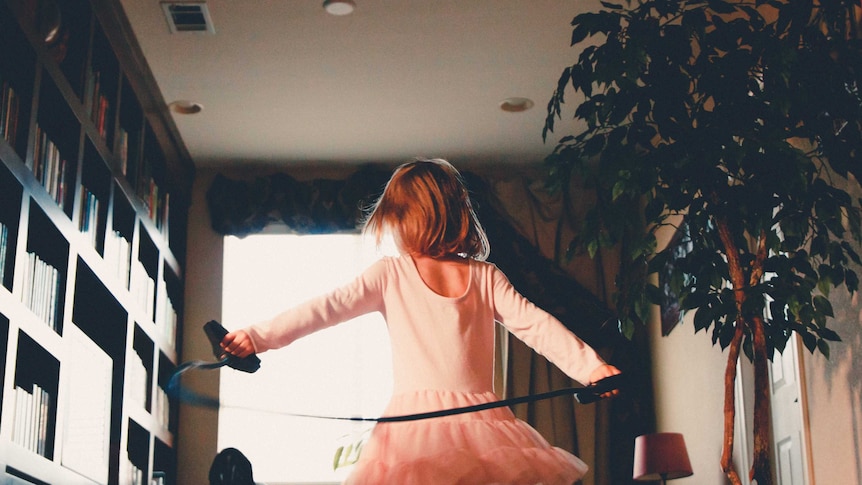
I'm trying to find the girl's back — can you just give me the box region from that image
[411,255,471,298]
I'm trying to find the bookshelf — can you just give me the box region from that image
[0,0,193,484]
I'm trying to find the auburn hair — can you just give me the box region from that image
[364,158,490,260]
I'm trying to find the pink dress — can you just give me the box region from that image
[246,255,606,485]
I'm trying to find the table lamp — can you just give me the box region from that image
[633,432,693,485]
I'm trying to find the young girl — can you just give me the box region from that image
[221,158,620,485]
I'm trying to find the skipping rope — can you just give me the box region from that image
[166,321,625,423]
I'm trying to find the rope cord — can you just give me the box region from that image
[166,361,623,422]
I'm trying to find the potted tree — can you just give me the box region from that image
[542,0,862,483]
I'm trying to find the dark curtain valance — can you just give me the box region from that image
[207,168,391,237]
[206,169,618,347]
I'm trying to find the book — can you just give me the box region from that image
[11,383,52,457]
[0,222,8,284]
[0,78,19,146]
[22,251,62,331]
[79,186,101,248]
[31,126,70,211]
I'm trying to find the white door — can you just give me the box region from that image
[769,335,813,485]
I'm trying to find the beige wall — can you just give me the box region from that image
[647,307,744,485]
[801,173,862,483]
[177,169,224,485]
[802,287,862,484]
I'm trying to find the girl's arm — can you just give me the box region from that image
[490,265,618,386]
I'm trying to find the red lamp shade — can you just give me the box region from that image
[633,432,694,482]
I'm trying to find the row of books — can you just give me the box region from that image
[154,385,170,429]
[22,251,62,332]
[128,351,149,408]
[104,230,132,289]
[1,78,19,146]
[117,126,130,176]
[130,353,172,429]
[31,125,71,211]
[85,69,112,140]
[130,259,156,322]
[122,455,146,485]
[79,186,102,249]
[137,174,169,238]
[11,383,52,458]
[159,291,178,349]
[0,222,8,284]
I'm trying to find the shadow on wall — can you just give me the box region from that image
[811,278,862,481]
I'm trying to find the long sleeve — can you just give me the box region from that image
[489,264,605,385]
[244,259,387,353]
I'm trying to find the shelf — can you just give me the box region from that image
[0,162,22,292]
[0,0,191,483]
[12,331,59,463]
[23,202,69,335]
[0,7,35,164]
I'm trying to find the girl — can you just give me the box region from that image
[221,158,620,485]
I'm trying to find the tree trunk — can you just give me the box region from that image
[749,315,773,485]
[748,233,772,485]
[715,224,773,484]
[721,320,745,485]
[715,218,747,484]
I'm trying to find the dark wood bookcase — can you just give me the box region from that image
[0,0,193,483]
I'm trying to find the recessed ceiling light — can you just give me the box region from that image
[169,100,204,115]
[500,97,534,113]
[323,0,355,15]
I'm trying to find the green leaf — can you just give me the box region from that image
[693,306,714,332]
[333,446,344,470]
[645,283,665,305]
[717,321,736,349]
[619,317,636,340]
[587,239,599,259]
[846,270,860,293]
[816,339,830,359]
[644,196,664,221]
[817,327,842,342]
[813,295,834,318]
[800,331,817,353]
[612,180,626,201]
[599,0,623,10]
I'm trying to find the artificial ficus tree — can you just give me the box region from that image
[542,0,862,483]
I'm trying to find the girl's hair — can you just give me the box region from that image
[364,158,490,260]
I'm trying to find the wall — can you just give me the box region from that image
[177,169,224,484]
[803,287,862,484]
[801,174,862,483]
[648,307,743,484]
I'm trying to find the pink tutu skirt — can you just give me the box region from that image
[344,389,588,485]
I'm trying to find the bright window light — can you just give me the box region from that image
[220,233,394,484]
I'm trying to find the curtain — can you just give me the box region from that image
[206,168,653,484]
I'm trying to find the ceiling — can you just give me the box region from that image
[119,0,599,169]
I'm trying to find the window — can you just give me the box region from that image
[220,233,393,484]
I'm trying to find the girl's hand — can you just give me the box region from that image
[589,363,622,398]
[221,330,256,358]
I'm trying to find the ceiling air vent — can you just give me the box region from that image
[161,2,215,34]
